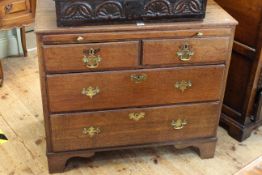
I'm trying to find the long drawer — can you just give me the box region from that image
[47,65,225,113]
[50,102,220,152]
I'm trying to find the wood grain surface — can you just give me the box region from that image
[0,0,36,28]
[43,41,140,73]
[143,37,230,65]
[235,156,262,175]
[47,65,225,113]
[215,0,262,48]
[50,102,220,152]
[215,0,262,141]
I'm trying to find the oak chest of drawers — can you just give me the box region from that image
[35,0,237,173]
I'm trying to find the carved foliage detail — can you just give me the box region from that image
[145,0,171,16]
[174,0,202,14]
[62,2,92,19]
[59,0,204,23]
[95,1,123,19]
[61,1,124,20]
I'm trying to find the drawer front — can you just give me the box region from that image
[50,102,220,152]
[0,0,29,16]
[143,37,230,65]
[43,41,139,73]
[47,65,225,113]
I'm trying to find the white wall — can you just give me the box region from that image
[0,29,23,59]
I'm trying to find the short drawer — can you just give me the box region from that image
[43,41,139,73]
[143,37,230,66]
[47,65,225,113]
[50,102,220,152]
[0,0,30,16]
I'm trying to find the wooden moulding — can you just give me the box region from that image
[0,0,36,29]
[47,137,217,173]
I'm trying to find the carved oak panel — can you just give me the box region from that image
[54,0,207,26]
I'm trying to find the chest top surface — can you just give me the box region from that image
[35,0,237,34]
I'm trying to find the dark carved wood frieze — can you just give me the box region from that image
[62,2,93,20]
[55,0,207,26]
[174,0,202,14]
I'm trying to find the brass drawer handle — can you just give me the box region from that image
[171,119,187,130]
[175,80,192,92]
[131,74,147,83]
[82,86,100,99]
[83,126,101,137]
[83,48,102,68]
[176,43,194,61]
[5,4,13,14]
[129,112,145,121]
[196,32,204,37]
